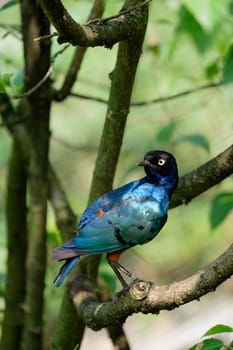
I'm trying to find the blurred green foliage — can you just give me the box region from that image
[0,0,233,340]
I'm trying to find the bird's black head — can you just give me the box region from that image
[138,150,178,195]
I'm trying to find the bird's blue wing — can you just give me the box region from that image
[78,179,143,230]
[74,187,169,254]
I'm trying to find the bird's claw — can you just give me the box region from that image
[113,277,139,299]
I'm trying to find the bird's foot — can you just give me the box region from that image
[113,278,138,299]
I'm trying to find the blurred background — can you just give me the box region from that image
[0,0,233,349]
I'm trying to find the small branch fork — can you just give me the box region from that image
[38,0,150,47]
[69,242,233,330]
[11,44,70,100]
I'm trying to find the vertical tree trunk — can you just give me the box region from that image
[20,1,51,349]
[0,141,27,350]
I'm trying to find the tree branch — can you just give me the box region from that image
[39,0,150,47]
[11,65,53,99]
[11,44,70,100]
[69,242,233,330]
[131,81,222,106]
[66,143,233,331]
[63,80,222,106]
[171,144,233,208]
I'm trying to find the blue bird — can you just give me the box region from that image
[53,150,178,288]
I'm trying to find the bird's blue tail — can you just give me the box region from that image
[53,238,83,287]
[53,256,80,287]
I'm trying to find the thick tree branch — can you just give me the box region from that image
[69,242,233,330]
[39,0,150,47]
[171,144,233,208]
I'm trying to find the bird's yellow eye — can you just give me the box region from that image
[158,158,166,166]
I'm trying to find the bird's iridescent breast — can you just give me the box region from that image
[114,183,169,245]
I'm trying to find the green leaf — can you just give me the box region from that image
[203,324,233,336]
[0,73,13,93]
[156,120,177,145]
[205,60,221,80]
[0,0,19,11]
[47,230,62,245]
[177,5,209,53]
[210,192,233,229]
[189,338,224,350]
[182,0,225,31]
[175,134,210,152]
[72,343,80,350]
[223,43,233,84]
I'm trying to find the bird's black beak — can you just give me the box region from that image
[137,159,150,167]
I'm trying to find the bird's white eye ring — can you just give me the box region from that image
[158,158,166,166]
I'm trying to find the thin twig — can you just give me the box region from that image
[86,0,151,25]
[132,81,222,106]
[7,78,223,108]
[68,80,222,106]
[11,65,53,99]
[0,23,22,40]
[69,92,108,104]
[33,31,58,42]
[10,44,70,100]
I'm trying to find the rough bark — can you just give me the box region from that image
[20,1,51,349]
[171,143,233,208]
[39,0,149,47]
[69,242,233,330]
[0,141,27,350]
